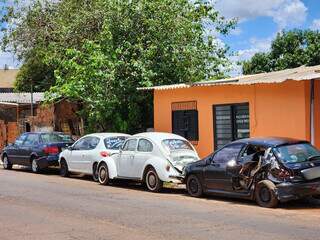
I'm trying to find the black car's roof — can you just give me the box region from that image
[230,137,309,148]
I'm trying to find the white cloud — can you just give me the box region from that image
[229,37,273,76]
[311,19,320,30]
[215,0,307,30]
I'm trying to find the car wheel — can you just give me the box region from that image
[92,163,99,182]
[98,163,109,185]
[186,174,203,197]
[2,155,12,170]
[145,167,163,192]
[255,180,279,208]
[31,158,40,173]
[60,160,69,177]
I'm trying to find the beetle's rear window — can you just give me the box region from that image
[162,139,193,151]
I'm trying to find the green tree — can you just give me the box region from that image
[243,29,320,75]
[2,0,235,133]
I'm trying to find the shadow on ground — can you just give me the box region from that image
[3,164,320,210]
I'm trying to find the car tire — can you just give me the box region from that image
[255,180,279,208]
[2,155,12,170]
[145,167,163,192]
[98,162,109,185]
[31,158,40,173]
[186,174,203,197]
[60,159,69,177]
[92,163,99,182]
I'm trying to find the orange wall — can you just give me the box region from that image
[154,81,311,158]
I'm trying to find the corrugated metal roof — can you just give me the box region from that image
[0,92,45,104]
[138,65,320,91]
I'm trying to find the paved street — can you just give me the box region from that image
[1,167,320,240]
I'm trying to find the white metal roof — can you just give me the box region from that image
[138,65,320,91]
[0,92,45,104]
[133,132,187,143]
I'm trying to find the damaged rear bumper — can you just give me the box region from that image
[276,181,320,202]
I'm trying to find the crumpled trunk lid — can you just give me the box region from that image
[286,160,320,180]
[169,151,199,172]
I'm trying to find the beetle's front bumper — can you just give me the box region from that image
[276,180,320,202]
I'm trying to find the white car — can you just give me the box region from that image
[59,133,130,180]
[97,132,200,192]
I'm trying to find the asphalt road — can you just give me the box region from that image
[1,167,320,240]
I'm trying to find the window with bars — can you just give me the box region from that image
[172,101,199,141]
[213,103,249,150]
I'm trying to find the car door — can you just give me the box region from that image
[67,137,89,172]
[204,143,245,191]
[21,133,40,166]
[78,136,100,174]
[132,138,154,178]
[8,133,28,164]
[118,139,137,178]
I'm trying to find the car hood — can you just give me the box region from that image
[169,151,200,172]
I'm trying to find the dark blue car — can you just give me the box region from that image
[1,132,74,173]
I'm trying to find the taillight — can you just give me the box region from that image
[100,151,110,157]
[278,169,291,180]
[44,146,59,154]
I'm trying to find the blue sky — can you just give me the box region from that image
[215,0,320,75]
[0,0,320,73]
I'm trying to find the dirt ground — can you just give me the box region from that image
[1,167,320,240]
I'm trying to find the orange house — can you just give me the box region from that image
[140,65,320,158]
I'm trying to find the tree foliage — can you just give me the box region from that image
[243,29,320,75]
[1,0,235,133]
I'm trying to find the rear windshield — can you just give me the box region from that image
[162,139,194,151]
[274,143,320,164]
[41,133,74,143]
[104,136,127,150]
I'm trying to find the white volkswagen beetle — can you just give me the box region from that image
[97,132,200,192]
[59,133,130,180]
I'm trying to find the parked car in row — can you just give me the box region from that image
[184,137,320,208]
[59,133,130,180]
[1,132,74,173]
[96,132,200,192]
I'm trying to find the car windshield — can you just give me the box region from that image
[104,136,127,150]
[274,143,320,164]
[41,133,74,143]
[162,139,194,151]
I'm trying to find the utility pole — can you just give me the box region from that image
[31,79,34,117]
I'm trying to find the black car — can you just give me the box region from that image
[1,132,74,173]
[184,137,320,208]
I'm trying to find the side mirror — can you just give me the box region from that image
[68,146,73,151]
[205,158,212,165]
